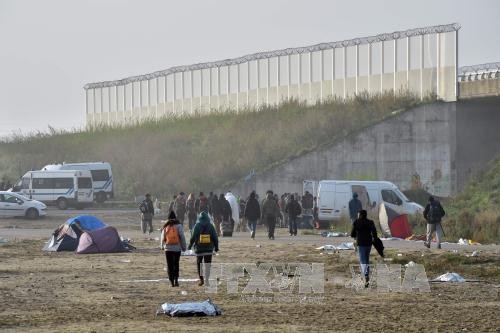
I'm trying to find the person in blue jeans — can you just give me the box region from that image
[350,209,377,288]
[244,191,261,239]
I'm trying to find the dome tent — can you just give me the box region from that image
[43,215,107,252]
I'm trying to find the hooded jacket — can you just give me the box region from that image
[261,193,280,219]
[188,212,219,254]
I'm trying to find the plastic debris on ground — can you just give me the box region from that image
[458,238,482,246]
[404,261,416,268]
[157,299,221,317]
[321,231,348,237]
[316,242,354,251]
[0,237,8,245]
[380,237,401,241]
[432,272,466,283]
[397,253,403,257]
[181,250,196,256]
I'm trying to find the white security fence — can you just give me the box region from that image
[84,23,459,127]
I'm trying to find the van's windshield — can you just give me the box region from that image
[394,188,410,202]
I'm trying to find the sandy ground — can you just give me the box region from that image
[0,209,499,332]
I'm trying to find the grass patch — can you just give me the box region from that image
[0,92,422,200]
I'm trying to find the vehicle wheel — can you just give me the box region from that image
[25,208,39,220]
[95,192,106,203]
[57,198,68,210]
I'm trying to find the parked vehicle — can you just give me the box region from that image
[12,170,94,210]
[42,162,113,203]
[0,191,47,219]
[317,180,423,224]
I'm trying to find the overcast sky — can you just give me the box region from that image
[1,0,499,137]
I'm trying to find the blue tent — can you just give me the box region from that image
[43,215,107,252]
[65,215,106,231]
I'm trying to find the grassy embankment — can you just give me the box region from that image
[0,93,420,199]
[444,157,500,243]
[406,157,500,244]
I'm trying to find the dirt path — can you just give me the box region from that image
[1,211,499,332]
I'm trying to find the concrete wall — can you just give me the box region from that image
[459,78,500,99]
[231,98,500,198]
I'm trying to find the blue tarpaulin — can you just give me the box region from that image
[65,215,106,231]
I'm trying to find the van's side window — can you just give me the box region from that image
[381,189,402,206]
[54,178,74,189]
[91,170,109,181]
[78,177,93,189]
[33,178,54,189]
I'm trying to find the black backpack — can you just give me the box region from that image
[427,201,443,224]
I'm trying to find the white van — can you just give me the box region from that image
[317,180,423,223]
[42,162,113,203]
[12,170,94,209]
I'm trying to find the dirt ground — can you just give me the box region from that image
[0,210,499,332]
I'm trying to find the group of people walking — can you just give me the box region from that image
[142,189,446,289]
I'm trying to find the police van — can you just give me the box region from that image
[42,162,113,203]
[317,180,423,223]
[12,170,94,209]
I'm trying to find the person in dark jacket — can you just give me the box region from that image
[188,211,219,286]
[185,193,197,231]
[261,192,281,240]
[160,211,187,287]
[350,209,377,287]
[139,193,155,234]
[219,193,233,236]
[285,195,302,236]
[211,194,221,236]
[423,196,446,249]
[244,191,261,239]
[348,192,363,223]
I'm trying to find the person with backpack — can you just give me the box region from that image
[261,191,281,240]
[350,209,378,288]
[139,193,155,235]
[160,211,187,287]
[186,193,197,231]
[188,211,219,286]
[285,195,302,236]
[423,196,446,249]
[244,191,261,239]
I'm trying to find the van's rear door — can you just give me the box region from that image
[334,183,351,219]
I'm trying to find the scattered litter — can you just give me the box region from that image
[432,272,466,283]
[178,279,199,282]
[0,237,8,245]
[316,242,354,251]
[180,290,188,296]
[405,234,426,241]
[404,261,416,268]
[380,237,401,241]
[181,250,196,256]
[397,253,403,257]
[256,244,262,248]
[119,259,131,263]
[471,250,480,257]
[156,299,221,317]
[321,232,348,237]
[458,238,482,246]
[451,249,458,253]
[383,258,393,262]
